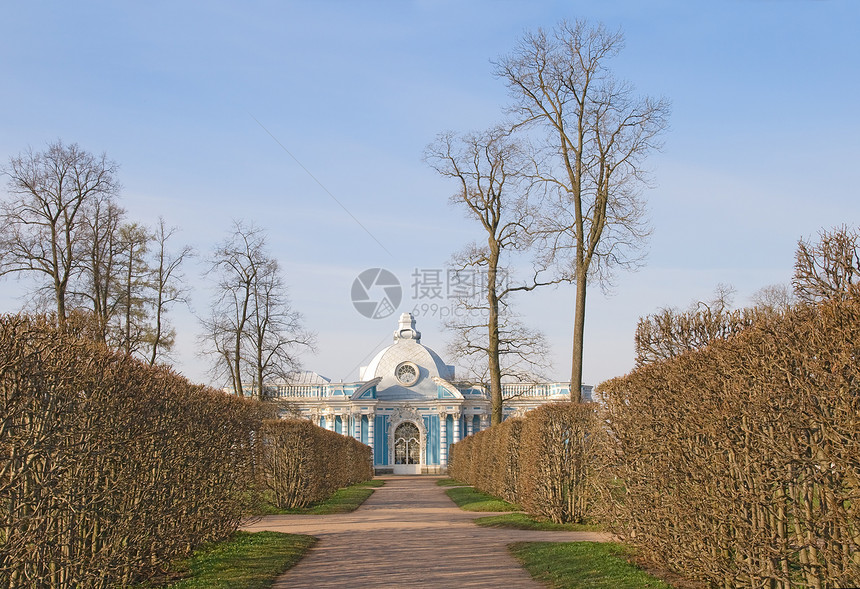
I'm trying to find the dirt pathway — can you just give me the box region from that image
[241,475,613,588]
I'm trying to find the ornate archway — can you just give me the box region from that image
[393,420,422,474]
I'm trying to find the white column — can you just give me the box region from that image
[440,413,448,466]
[466,414,474,437]
[351,413,360,441]
[367,414,375,453]
[452,412,461,443]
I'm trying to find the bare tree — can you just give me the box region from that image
[76,197,126,342]
[146,217,193,366]
[496,20,670,400]
[1,142,193,366]
[73,209,190,365]
[750,283,795,314]
[793,225,860,304]
[425,127,554,424]
[0,141,120,326]
[114,222,152,356]
[201,221,312,399]
[634,285,759,366]
[446,305,550,404]
[247,257,315,399]
[201,221,263,397]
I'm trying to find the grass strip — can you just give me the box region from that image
[475,512,604,531]
[436,477,467,486]
[256,479,384,515]
[164,531,316,589]
[509,541,672,589]
[445,485,520,512]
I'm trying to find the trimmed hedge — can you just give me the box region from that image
[449,403,602,523]
[599,294,860,588]
[0,313,372,588]
[518,403,603,523]
[448,417,523,505]
[260,419,372,509]
[0,313,273,587]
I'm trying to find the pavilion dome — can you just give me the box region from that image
[359,313,454,400]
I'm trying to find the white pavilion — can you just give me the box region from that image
[268,313,591,474]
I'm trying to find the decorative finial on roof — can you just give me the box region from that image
[394,312,421,342]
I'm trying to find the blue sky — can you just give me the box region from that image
[1,1,858,387]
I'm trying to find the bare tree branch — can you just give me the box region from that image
[199,220,314,399]
[0,141,120,326]
[425,126,552,424]
[146,218,194,366]
[793,224,860,304]
[751,283,795,314]
[634,284,764,366]
[495,20,670,400]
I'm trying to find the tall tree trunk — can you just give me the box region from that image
[56,280,67,327]
[487,257,503,425]
[149,283,163,366]
[256,329,265,402]
[233,332,244,397]
[53,227,67,327]
[570,269,587,402]
[124,245,134,353]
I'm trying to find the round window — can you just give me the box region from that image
[395,361,419,386]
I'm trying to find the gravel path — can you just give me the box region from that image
[241,475,613,588]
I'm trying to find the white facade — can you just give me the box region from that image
[267,313,592,474]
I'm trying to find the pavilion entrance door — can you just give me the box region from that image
[393,421,421,474]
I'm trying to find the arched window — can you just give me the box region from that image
[394,422,420,465]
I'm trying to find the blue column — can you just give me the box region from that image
[423,415,440,465]
[374,415,388,465]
